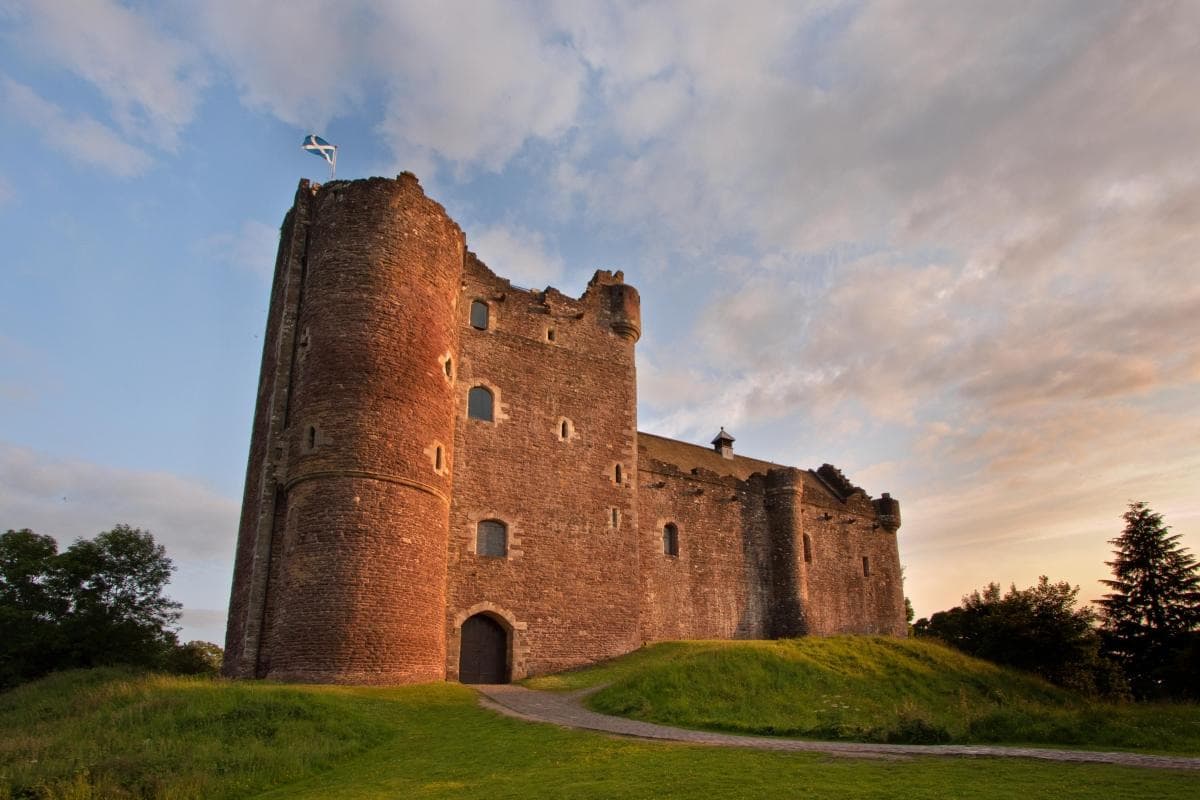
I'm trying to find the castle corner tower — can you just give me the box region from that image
[224,174,464,683]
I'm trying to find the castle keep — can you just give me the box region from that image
[223,174,906,685]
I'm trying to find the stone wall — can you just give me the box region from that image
[445,257,643,679]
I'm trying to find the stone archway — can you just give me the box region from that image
[458,613,509,684]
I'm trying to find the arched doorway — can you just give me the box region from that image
[458,613,509,684]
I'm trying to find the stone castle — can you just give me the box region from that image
[223,174,905,685]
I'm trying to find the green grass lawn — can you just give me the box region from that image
[526,637,1200,754]
[2,667,1198,799]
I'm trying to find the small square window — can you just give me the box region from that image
[470,300,489,330]
[477,520,507,557]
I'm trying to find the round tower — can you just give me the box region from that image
[266,174,464,683]
[765,467,809,638]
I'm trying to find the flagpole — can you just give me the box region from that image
[330,147,337,181]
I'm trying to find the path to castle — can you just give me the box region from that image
[476,685,1200,771]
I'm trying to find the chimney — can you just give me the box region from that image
[711,427,735,459]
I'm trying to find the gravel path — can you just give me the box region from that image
[475,684,1200,771]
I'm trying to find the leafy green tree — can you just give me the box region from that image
[0,525,182,688]
[914,577,1125,696]
[0,529,67,687]
[166,640,224,676]
[1099,502,1200,699]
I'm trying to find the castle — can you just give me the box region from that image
[223,174,906,685]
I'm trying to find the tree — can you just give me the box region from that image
[0,525,182,688]
[914,577,1125,696]
[0,529,67,687]
[1098,502,1200,699]
[166,640,224,675]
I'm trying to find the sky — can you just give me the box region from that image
[1,0,1197,645]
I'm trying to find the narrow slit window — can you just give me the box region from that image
[307,426,317,450]
[470,300,490,330]
[547,327,556,342]
[444,357,453,378]
[803,533,813,564]
[435,445,444,472]
[611,508,620,528]
[862,556,870,577]
[476,520,507,557]
[663,523,679,557]
[615,464,623,484]
[468,386,494,421]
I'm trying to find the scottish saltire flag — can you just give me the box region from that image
[301,134,337,164]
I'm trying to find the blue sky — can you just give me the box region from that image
[2,1,1198,644]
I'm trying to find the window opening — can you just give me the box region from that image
[435,445,444,472]
[468,386,494,421]
[615,464,623,484]
[663,523,679,556]
[477,520,508,557]
[444,357,453,378]
[547,327,556,342]
[611,508,620,528]
[862,556,871,577]
[470,300,489,330]
[803,533,813,564]
[307,426,316,450]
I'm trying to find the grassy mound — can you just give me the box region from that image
[2,665,1197,799]
[526,637,1200,753]
[0,667,402,799]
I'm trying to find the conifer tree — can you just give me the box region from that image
[1098,502,1200,698]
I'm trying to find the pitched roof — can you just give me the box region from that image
[637,431,837,498]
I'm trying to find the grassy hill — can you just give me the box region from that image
[1,648,1198,799]
[525,637,1200,753]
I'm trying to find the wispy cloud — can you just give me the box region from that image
[200,220,280,280]
[6,0,206,151]
[0,443,238,561]
[2,77,153,177]
[469,223,566,289]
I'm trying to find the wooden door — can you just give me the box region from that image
[458,613,508,683]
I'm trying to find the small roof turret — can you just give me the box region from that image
[711,427,735,459]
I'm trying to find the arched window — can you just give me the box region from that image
[803,533,813,564]
[468,386,494,421]
[477,520,507,557]
[663,523,679,557]
[559,418,573,440]
[470,300,490,330]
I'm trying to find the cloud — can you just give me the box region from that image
[372,2,585,171]
[200,220,280,280]
[0,443,239,561]
[178,607,228,645]
[1,77,153,176]
[190,0,364,130]
[6,0,206,151]
[190,1,586,173]
[469,223,565,289]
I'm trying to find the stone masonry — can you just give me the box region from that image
[223,174,906,684]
